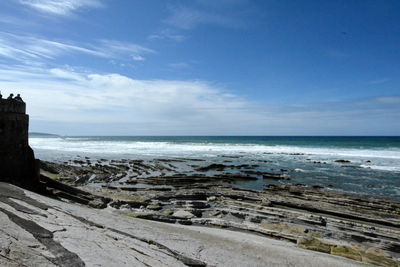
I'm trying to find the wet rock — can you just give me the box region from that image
[187,201,209,209]
[207,196,217,202]
[177,219,193,225]
[109,200,145,209]
[196,164,228,172]
[163,209,174,216]
[312,185,324,190]
[249,217,262,223]
[75,175,90,184]
[40,161,60,174]
[335,160,351,163]
[342,165,364,169]
[88,199,107,209]
[147,205,163,211]
[262,173,285,180]
[297,215,327,226]
[210,211,222,217]
[173,210,195,219]
[73,160,86,165]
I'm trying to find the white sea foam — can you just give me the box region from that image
[29,137,400,159]
[360,165,400,172]
[29,137,400,200]
[294,168,308,172]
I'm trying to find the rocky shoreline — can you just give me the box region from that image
[30,157,400,266]
[2,181,373,267]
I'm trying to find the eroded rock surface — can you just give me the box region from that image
[28,159,400,266]
[0,182,369,267]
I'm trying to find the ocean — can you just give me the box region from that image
[30,136,400,200]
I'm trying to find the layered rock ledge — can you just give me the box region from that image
[0,182,367,267]
[1,156,400,266]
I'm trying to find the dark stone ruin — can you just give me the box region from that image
[0,94,40,190]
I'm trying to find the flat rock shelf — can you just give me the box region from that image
[0,182,372,267]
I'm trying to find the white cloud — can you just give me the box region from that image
[0,32,154,64]
[164,6,243,30]
[0,65,399,135]
[0,66,266,134]
[19,0,103,16]
[132,55,145,61]
[148,29,186,42]
[98,40,154,60]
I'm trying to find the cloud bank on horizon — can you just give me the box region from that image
[0,0,399,135]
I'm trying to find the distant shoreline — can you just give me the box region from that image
[29,132,60,137]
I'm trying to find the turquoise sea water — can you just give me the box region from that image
[30,136,400,200]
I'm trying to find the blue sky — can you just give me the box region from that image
[0,0,399,135]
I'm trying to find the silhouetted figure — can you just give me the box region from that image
[0,91,2,99]
[14,94,23,102]
[7,93,14,100]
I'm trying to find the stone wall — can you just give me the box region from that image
[0,112,29,148]
[0,99,26,113]
[0,98,39,189]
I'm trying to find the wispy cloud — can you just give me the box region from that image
[152,2,250,44]
[19,0,103,16]
[195,0,250,8]
[0,15,36,26]
[148,29,186,42]
[368,78,391,85]
[374,96,400,104]
[0,32,154,65]
[168,62,190,69]
[164,6,243,30]
[326,50,350,60]
[98,39,154,59]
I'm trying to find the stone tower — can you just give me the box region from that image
[0,95,39,189]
